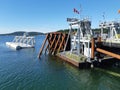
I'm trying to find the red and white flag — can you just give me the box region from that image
[73,8,79,14]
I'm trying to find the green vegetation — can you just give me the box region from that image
[65,52,87,62]
[0,28,108,36]
[57,28,108,34]
[57,29,77,34]
[57,28,101,34]
[93,28,108,34]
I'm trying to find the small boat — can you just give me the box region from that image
[6,33,35,50]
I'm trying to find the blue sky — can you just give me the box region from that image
[0,0,120,34]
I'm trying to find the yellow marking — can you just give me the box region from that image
[116,34,120,39]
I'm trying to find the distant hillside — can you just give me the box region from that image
[0,31,45,36]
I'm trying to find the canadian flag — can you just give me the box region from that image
[73,8,79,14]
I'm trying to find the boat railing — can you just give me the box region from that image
[12,35,35,46]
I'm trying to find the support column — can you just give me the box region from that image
[64,25,72,52]
[91,38,95,59]
[78,22,81,55]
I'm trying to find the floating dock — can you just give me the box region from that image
[57,51,87,67]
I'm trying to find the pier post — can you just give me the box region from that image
[91,38,95,59]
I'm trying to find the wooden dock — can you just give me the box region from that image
[38,32,71,58]
[38,32,120,68]
[56,51,91,68]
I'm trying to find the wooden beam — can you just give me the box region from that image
[96,48,120,60]
[38,32,69,57]
[52,34,61,54]
[91,38,95,59]
[49,34,57,53]
[38,34,48,58]
[45,43,49,53]
[45,34,53,53]
[58,34,66,52]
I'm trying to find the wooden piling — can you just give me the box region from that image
[91,38,95,59]
[38,34,48,58]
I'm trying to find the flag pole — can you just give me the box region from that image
[79,4,82,20]
[102,12,105,22]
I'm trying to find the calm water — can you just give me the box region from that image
[0,35,120,90]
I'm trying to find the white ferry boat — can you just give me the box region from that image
[6,33,35,50]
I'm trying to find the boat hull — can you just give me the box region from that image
[6,42,34,50]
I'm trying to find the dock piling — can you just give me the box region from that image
[38,34,48,58]
[91,38,95,59]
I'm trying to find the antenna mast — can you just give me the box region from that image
[102,12,106,21]
[79,4,82,19]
